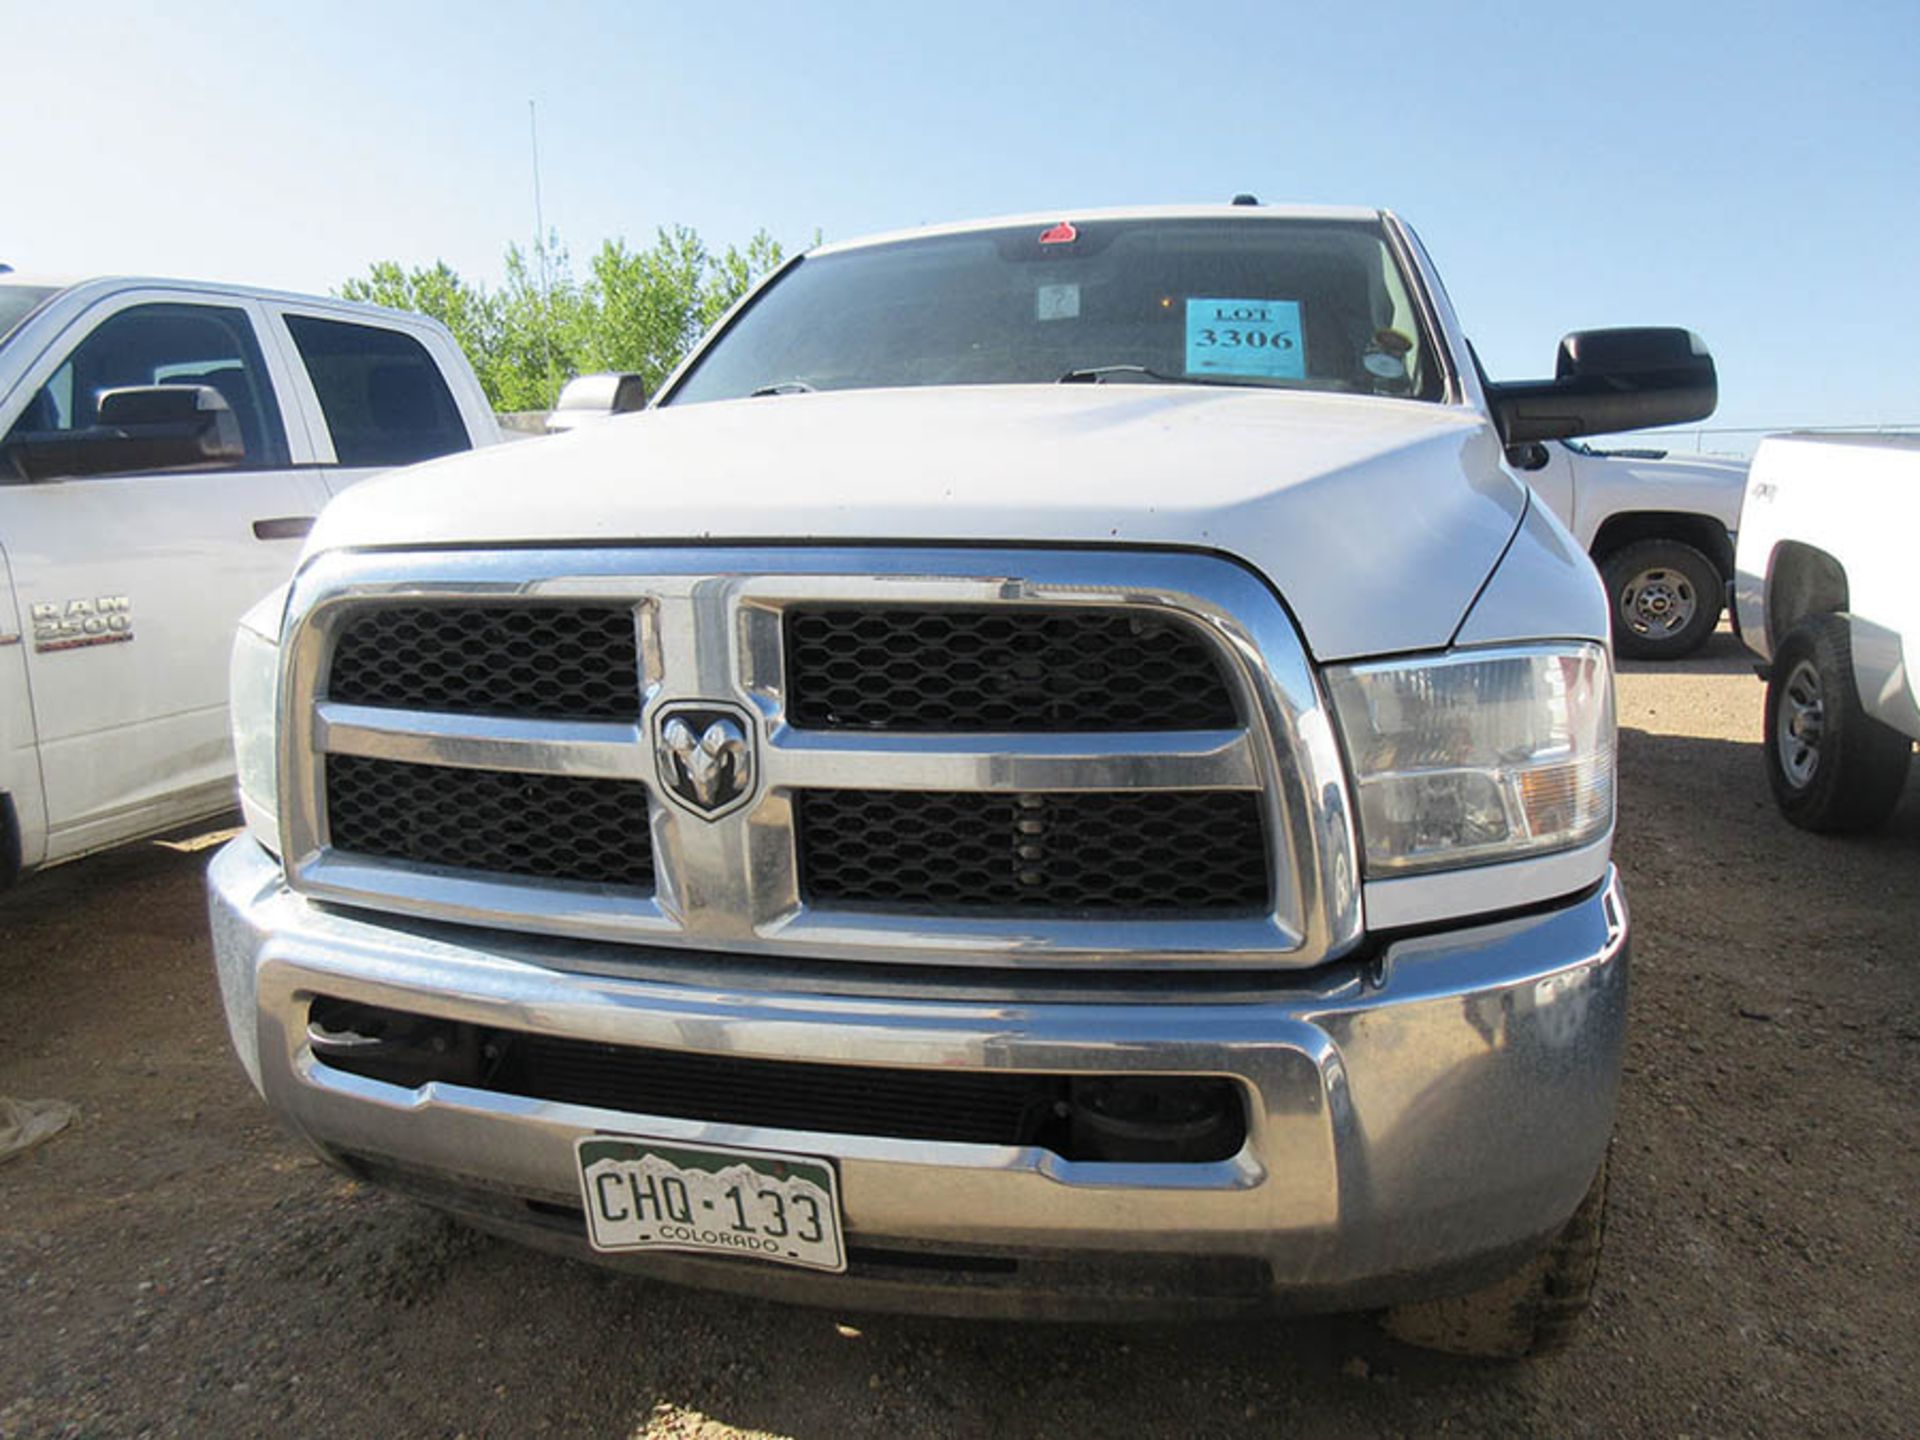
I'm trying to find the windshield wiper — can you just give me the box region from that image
[1057,365,1254,387]
[1059,364,1181,384]
[748,380,816,397]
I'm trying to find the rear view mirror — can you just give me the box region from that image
[2,384,244,481]
[1487,328,1716,444]
[547,372,648,433]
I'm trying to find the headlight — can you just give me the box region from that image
[230,587,286,855]
[1326,643,1614,876]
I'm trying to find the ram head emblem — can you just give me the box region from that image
[654,706,756,818]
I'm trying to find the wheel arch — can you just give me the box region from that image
[1589,511,1734,580]
[1765,542,1849,654]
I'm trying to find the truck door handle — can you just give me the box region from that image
[252,516,314,541]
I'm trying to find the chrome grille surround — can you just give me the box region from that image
[277,547,1361,970]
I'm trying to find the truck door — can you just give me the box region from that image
[0,292,332,862]
[261,308,478,500]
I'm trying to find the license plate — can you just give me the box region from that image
[574,1136,847,1273]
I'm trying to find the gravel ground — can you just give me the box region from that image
[3,629,1917,1438]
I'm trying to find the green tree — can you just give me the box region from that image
[583,226,709,392]
[491,233,593,412]
[339,225,791,411]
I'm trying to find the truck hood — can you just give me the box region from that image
[305,385,1525,660]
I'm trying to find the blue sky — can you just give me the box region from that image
[5,1,1913,436]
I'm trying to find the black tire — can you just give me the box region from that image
[1600,539,1723,660]
[1380,1155,1608,1360]
[1764,614,1912,833]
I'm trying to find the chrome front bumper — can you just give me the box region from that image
[209,837,1628,1318]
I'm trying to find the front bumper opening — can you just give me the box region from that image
[306,996,1249,1165]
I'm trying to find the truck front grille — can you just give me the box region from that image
[798,789,1268,912]
[326,755,654,890]
[284,549,1357,969]
[328,604,640,719]
[784,607,1237,730]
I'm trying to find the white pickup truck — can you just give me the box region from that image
[209,204,1718,1356]
[1511,439,1746,659]
[1734,433,1918,830]
[0,275,499,885]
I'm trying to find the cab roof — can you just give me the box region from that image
[0,272,430,328]
[811,203,1392,257]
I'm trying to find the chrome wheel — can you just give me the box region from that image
[1775,656,1824,789]
[1618,566,1698,640]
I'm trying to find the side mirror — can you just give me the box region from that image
[1486,328,1716,444]
[547,372,648,433]
[3,384,244,481]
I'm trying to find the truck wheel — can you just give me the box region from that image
[1601,539,1722,660]
[1379,1155,1608,1360]
[1765,614,1912,832]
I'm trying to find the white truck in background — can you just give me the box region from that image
[1507,437,1747,660]
[1734,433,1918,830]
[0,275,501,886]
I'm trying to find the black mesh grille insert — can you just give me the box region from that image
[797,790,1268,913]
[784,608,1238,731]
[326,755,653,889]
[309,999,1248,1160]
[512,1037,1055,1146]
[327,604,640,719]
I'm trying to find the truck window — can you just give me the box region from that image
[0,284,57,343]
[2,301,288,472]
[284,315,470,468]
[665,216,1442,406]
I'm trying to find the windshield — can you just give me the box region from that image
[0,285,58,346]
[664,216,1443,406]
[0,286,57,347]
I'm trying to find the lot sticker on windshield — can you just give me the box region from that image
[1185,298,1305,379]
[1036,283,1080,321]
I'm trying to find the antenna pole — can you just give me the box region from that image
[529,99,546,253]
[529,99,554,396]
